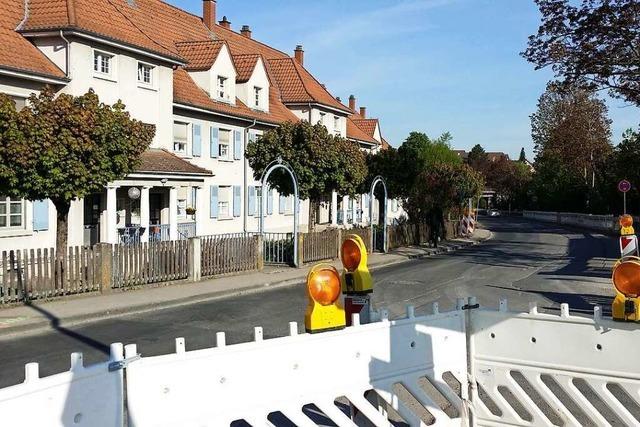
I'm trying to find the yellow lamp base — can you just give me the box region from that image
[305,302,346,333]
[612,292,640,321]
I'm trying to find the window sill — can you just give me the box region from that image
[93,73,117,83]
[215,97,233,105]
[217,216,235,221]
[137,83,158,92]
[217,158,235,163]
[0,228,33,238]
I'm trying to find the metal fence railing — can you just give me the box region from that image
[263,232,294,265]
[177,222,196,240]
[149,224,170,242]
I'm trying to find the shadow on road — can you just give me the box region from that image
[24,301,110,355]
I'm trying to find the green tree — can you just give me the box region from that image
[0,89,154,251]
[245,121,367,229]
[404,163,484,223]
[467,144,488,173]
[523,0,640,107]
[601,128,640,214]
[486,158,532,211]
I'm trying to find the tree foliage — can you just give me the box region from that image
[485,158,532,210]
[404,163,484,223]
[0,88,154,250]
[531,84,612,173]
[467,144,489,174]
[518,147,526,162]
[245,121,367,228]
[523,0,640,107]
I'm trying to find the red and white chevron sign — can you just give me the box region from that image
[620,235,638,258]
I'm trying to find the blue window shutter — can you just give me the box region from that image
[248,186,255,216]
[192,124,201,157]
[210,127,219,158]
[233,130,242,160]
[32,199,49,231]
[210,186,218,219]
[267,189,273,215]
[279,194,285,214]
[233,186,241,217]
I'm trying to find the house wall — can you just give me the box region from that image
[288,106,348,138]
[236,58,269,112]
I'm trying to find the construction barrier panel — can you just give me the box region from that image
[2,299,640,426]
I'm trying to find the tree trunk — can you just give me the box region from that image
[52,199,71,254]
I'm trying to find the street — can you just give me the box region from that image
[0,217,618,388]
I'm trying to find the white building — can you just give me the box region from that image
[0,0,402,251]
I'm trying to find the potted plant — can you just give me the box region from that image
[186,206,196,215]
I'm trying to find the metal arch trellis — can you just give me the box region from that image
[259,159,300,267]
[369,176,388,253]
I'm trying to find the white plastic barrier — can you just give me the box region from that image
[4,300,640,427]
[470,300,640,427]
[0,343,125,427]
[126,307,468,427]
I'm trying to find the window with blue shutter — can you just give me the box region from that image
[210,186,218,218]
[192,124,201,157]
[32,199,49,231]
[248,186,256,216]
[233,186,241,217]
[210,127,219,158]
[267,188,273,215]
[279,194,285,214]
[233,130,242,160]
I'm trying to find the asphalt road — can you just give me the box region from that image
[0,217,618,388]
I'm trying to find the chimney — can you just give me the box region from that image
[349,95,356,111]
[294,45,304,66]
[336,96,341,102]
[219,16,231,29]
[359,106,366,118]
[241,25,252,38]
[202,0,216,30]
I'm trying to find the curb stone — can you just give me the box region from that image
[0,231,492,340]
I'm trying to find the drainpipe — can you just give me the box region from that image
[244,119,258,232]
[59,30,70,77]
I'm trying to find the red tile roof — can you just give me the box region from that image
[173,68,298,125]
[137,148,212,175]
[347,117,378,144]
[176,40,225,71]
[351,118,380,139]
[0,1,66,79]
[233,54,260,83]
[267,58,351,112]
[380,138,391,150]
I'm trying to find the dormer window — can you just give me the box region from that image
[137,62,154,86]
[93,50,115,80]
[217,76,228,101]
[253,86,262,109]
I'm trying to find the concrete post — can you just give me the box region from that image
[98,243,113,293]
[169,186,178,240]
[297,233,304,267]
[255,235,264,270]
[194,186,204,236]
[331,191,338,226]
[188,237,201,282]
[342,195,349,227]
[106,185,119,244]
[336,228,342,259]
[140,186,150,243]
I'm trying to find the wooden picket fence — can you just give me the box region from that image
[0,246,102,304]
[387,223,430,249]
[112,240,189,288]
[344,227,372,253]
[201,234,258,277]
[301,229,339,263]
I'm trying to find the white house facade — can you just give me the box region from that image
[0,0,404,251]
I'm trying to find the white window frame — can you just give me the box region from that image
[253,86,262,109]
[0,197,25,230]
[334,115,341,136]
[217,186,232,219]
[137,61,155,89]
[284,195,294,216]
[92,49,117,81]
[216,76,229,102]
[319,112,326,125]
[177,199,187,219]
[218,129,231,161]
[173,121,189,156]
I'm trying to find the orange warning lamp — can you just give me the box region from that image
[304,264,346,333]
[612,257,640,321]
[620,215,635,236]
[340,235,372,294]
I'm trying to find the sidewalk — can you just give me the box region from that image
[0,229,491,339]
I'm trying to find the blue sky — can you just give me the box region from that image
[177,0,639,159]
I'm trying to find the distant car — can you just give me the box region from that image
[488,209,500,217]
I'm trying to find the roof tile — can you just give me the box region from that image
[233,54,260,83]
[176,40,225,71]
[137,148,212,175]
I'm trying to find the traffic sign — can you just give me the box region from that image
[619,180,632,193]
[620,235,639,259]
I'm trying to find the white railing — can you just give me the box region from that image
[524,210,619,233]
[2,298,640,426]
